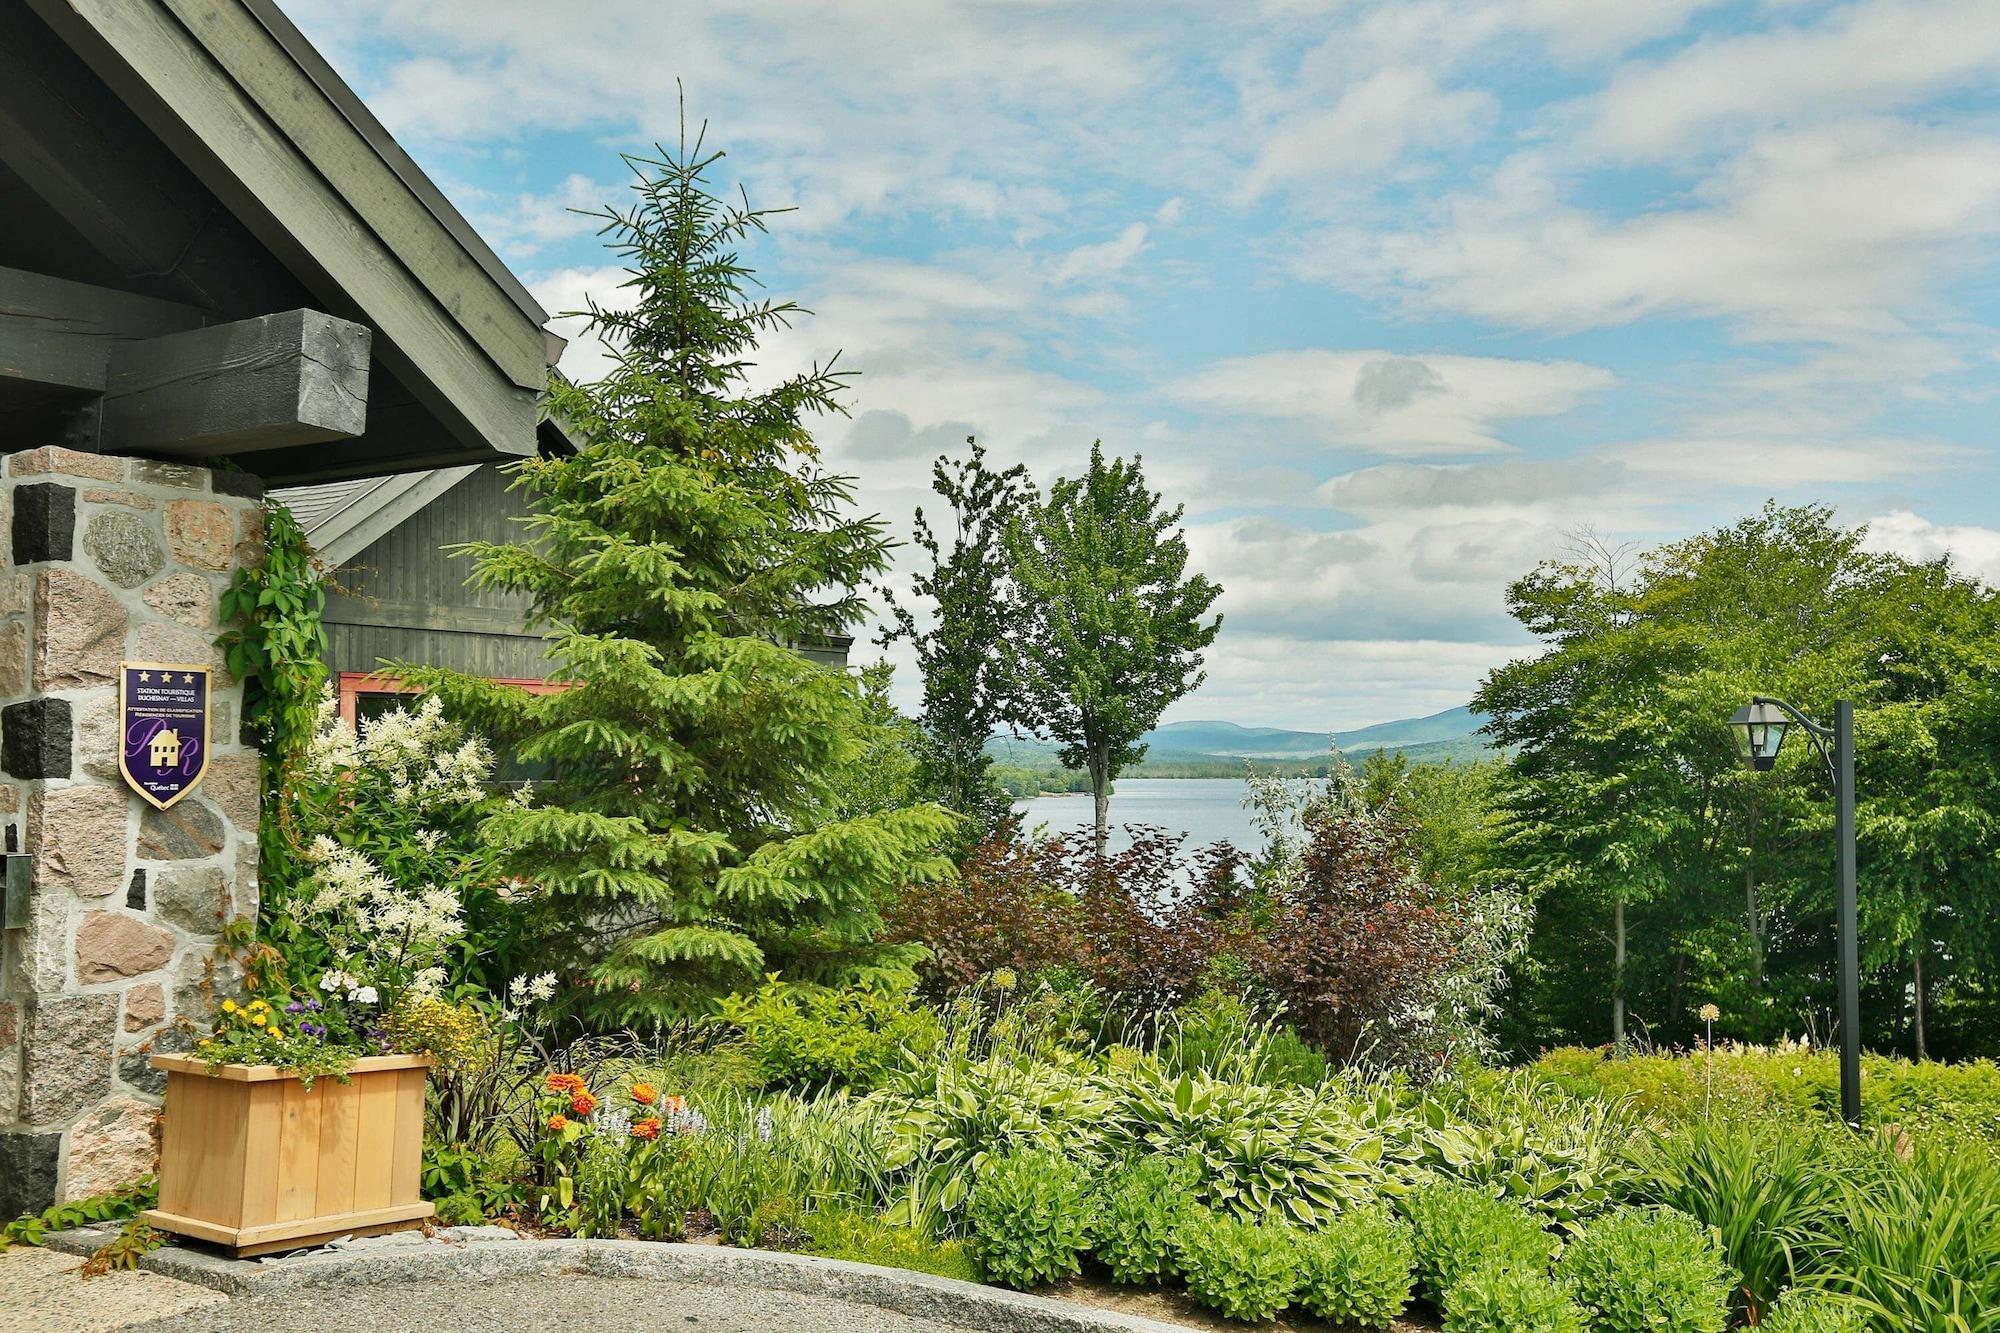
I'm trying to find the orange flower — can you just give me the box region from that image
[546,1072,585,1095]
[547,1113,569,1132]
[630,1083,658,1106]
[630,1117,662,1141]
[660,1094,687,1114]
[570,1091,597,1117]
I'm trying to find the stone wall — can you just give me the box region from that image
[0,448,264,1216]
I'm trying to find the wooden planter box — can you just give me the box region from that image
[142,1053,434,1257]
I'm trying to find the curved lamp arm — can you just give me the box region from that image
[1753,695,1836,785]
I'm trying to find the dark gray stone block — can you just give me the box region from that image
[126,869,147,911]
[2,697,72,779]
[11,482,76,564]
[210,468,263,499]
[0,1129,61,1218]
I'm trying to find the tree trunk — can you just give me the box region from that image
[1913,936,1927,1062]
[1612,893,1627,1052]
[1088,744,1110,858]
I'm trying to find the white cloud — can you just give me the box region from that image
[1862,511,2000,587]
[1179,350,1613,455]
[1584,0,2000,161]
[1319,120,2000,338]
[1245,67,1491,196]
[1176,631,1533,731]
[1613,435,1972,485]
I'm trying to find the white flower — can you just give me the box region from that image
[347,986,379,1006]
[754,1106,774,1144]
[319,970,351,993]
[598,1107,633,1141]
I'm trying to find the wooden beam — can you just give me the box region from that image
[321,597,544,639]
[0,265,209,391]
[102,308,370,455]
[29,0,544,464]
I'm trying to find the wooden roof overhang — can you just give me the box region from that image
[1,0,567,485]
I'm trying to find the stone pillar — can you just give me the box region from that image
[0,448,264,1216]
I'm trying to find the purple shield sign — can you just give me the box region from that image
[119,662,212,810]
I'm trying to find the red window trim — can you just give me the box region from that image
[335,671,569,726]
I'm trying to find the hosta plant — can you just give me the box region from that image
[1756,1289,1868,1333]
[1099,1063,1384,1226]
[1420,1076,1638,1231]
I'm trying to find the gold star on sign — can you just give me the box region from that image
[183,673,195,684]
[138,671,151,682]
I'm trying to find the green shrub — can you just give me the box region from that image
[1173,1211,1301,1322]
[1089,1154,1202,1285]
[1162,990,1326,1088]
[1294,1203,1415,1329]
[965,1149,1095,1289]
[802,1208,983,1283]
[720,979,943,1092]
[1637,1117,1844,1319]
[1757,1289,1868,1333]
[1556,1207,1733,1333]
[1401,1180,1559,1300]
[1442,1261,1587,1333]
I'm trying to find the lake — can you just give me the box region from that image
[1014,777,1272,853]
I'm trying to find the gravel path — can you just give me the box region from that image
[0,1247,226,1333]
[121,1276,986,1333]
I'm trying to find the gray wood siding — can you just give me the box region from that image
[325,464,551,679]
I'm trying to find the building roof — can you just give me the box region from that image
[20,0,564,484]
[275,466,482,567]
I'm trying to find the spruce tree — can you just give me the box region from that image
[398,133,954,1021]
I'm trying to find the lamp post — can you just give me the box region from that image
[1728,697,1861,1128]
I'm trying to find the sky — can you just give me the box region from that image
[289,0,2000,732]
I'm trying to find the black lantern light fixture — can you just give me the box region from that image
[1729,694,1860,1129]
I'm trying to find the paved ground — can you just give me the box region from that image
[120,1276,987,1332]
[0,1247,227,1333]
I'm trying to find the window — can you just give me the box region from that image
[335,672,568,784]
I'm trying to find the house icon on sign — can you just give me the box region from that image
[149,730,181,767]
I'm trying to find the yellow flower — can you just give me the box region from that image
[250,1012,267,1026]
[249,1000,270,1012]
[1697,1003,1721,1024]
[222,1000,239,1014]
[266,1025,282,1038]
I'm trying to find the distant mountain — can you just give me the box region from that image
[986,704,1492,770]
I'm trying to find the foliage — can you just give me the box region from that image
[1242,764,1511,1073]
[392,133,954,1022]
[264,689,497,1005]
[1442,1261,1587,1333]
[0,1177,156,1250]
[964,1148,1095,1289]
[1758,1290,1869,1333]
[1006,442,1222,854]
[878,437,1034,842]
[193,990,379,1086]
[382,997,492,1077]
[802,1208,982,1283]
[1420,1072,1640,1230]
[76,1218,165,1277]
[1401,1180,1560,1301]
[1810,1142,2000,1332]
[219,500,328,919]
[1555,1207,1734,1333]
[1634,1115,1845,1319]
[1531,1044,2000,1149]
[1097,1060,1386,1227]
[1292,1203,1415,1329]
[718,977,943,1092]
[1172,1211,1301,1322]
[1160,990,1326,1089]
[1478,505,2000,1056]
[1088,1153,1203,1285]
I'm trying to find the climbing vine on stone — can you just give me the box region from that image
[217,500,329,945]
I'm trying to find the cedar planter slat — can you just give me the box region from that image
[143,1053,433,1256]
